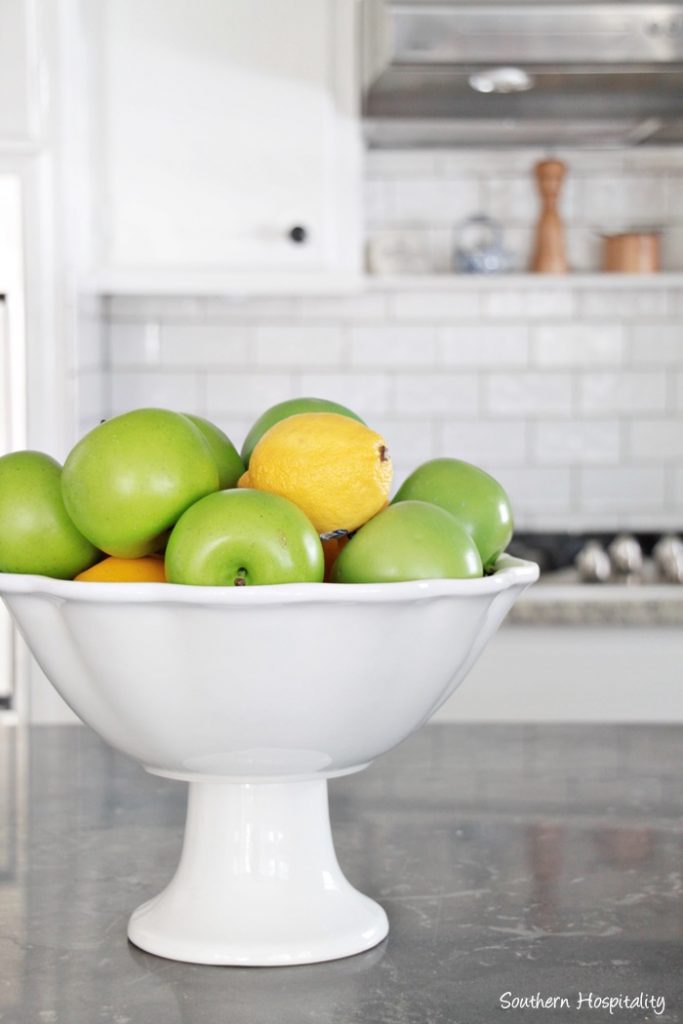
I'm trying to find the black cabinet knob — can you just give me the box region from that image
[288,225,308,244]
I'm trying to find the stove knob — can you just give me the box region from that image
[607,534,643,576]
[575,540,611,583]
[653,535,683,583]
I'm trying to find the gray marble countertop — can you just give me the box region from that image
[2,723,683,1024]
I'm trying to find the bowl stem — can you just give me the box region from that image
[128,777,388,965]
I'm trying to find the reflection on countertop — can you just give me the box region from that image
[1,724,683,1024]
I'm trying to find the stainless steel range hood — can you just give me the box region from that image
[363,2,683,147]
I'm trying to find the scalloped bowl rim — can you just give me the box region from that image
[0,554,539,605]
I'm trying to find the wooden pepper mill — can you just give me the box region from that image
[530,159,568,273]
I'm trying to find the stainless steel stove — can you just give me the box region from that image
[508,531,683,586]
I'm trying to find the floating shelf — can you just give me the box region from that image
[364,272,683,291]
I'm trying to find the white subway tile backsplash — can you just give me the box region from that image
[394,372,479,416]
[365,150,442,179]
[76,369,109,422]
[579,467,666,512]
[161,324,249,367]
[670,285,683,314]
[363,180,394,226]
[438,325,529,367]
[629,419,683,461]
[484,373,573,417]
[674,466,683,510]
[574,510,683,531]
[565,227,600,273]
[254,326,345,368]
[662,228,683,271]
[201,296,301,322]
[298,372,392,418]
[428,229,457,273]
[630,325,683,365]
[202,417,253,450]
[578,288,670,319]
[533,324,623,367]
[111,371,202,414]
[494,227,531,272]
[95,273,683,529]
[78,416,105,439]
[350,326,436,368]
[623,148,683,172]
[440,420,527,466]
[439,149,540,176]
[107,296,204,323]
[390,290,480,320]
[532,419,621,465]
[365,228,436,276]
[483,289,575,320]
[560,149,630,173]
[484,465,574,513]
[371,417,435,465]
[576,175,668,227]
[483,176,562,224]
[392,179,480,223]
[390,461,424,496]
[76,316,108,371]
[206,372,297,417]
[665,168,683,206]
[579,371,668,415]
[110,322,161,368]
[78,294,104,320]
[299,293,388,322]
[677,371,683,411]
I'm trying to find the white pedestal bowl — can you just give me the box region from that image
[0,555,538,965]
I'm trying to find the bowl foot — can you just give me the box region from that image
[127,778,388,966]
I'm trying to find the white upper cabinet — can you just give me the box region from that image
[89,0,362,288]
[0,0,36,141]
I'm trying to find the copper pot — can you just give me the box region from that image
[601,231,661,273]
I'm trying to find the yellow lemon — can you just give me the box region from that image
[75,555,166,583]
[247,412,392,534]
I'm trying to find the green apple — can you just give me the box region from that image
[62,408,220,558]
[182,413,244,489]
[241,397,364,466]
[392,458,513,570]
[332,500,482,583]
[165,488,324,586]
[0,451,100,578]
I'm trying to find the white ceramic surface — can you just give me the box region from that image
[0,555,538,965]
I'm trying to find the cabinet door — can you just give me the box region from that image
[97,0,360,276]
[0,0,33,139]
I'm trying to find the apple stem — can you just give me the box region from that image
[234,567,247,586]
[320,528,349,541]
